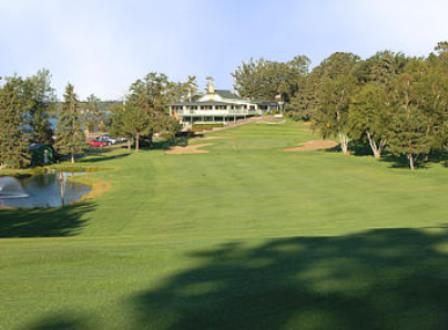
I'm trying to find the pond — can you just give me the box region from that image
[0,173,91,209]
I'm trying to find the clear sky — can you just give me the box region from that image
[1,0,447,99]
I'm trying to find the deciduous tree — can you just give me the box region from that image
[232,56,310,102]
[311,52,360,154]
[349,83,391,159]
[387,59,433,169]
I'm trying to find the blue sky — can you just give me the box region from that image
[1,0,447,99]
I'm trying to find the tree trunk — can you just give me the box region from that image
[135,133,140,152]
[408,154,415,170]
[366,132,379,159]
[127,139,131,151]
[372,149,381,160]
[338,133,350,155]
[379,139,387,158]
[71,153,75,163]
[148,133,153,148]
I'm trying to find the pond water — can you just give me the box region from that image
[0,173,91,209]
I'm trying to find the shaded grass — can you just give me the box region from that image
[0,202,95,238]
[133,227,448,329]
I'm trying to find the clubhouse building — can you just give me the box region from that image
[170,80,278,128]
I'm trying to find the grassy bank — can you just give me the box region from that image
[2,121,448,329]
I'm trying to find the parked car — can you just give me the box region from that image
[89,139,109,148]
[97,135,118,145]
[115,137,127,143]
[95,135,112,145]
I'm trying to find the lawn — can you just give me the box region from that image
[2,121,448,329]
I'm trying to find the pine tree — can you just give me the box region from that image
[110,104,132,151]
[26,69,56,145]
[55,84,85,163]
[109,103,150,152]
[388,106,432,170]
[0,77,30,168]
[84,94,104,133]
[287,69,321,120]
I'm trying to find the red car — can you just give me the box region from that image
[89,139,109,148]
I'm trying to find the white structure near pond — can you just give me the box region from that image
[170,79,278,129]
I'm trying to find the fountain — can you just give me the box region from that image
[0,177,29,198]
[0,173,91,208]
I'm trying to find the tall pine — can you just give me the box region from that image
[55,84,85,163]
[26,69,56,145]
[0,77,30,168]
[84,94,104,133]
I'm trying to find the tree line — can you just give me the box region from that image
[233,42,448,169]
[3,43,448,170]
[0,70,108,168]
[0,70,195,168]
[110,73,197,152]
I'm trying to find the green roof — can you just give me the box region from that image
[215,90,243,100]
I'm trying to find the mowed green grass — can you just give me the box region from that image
[2,121,448,329]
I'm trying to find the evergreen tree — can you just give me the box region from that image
[110,103,132,151]
[0,77,30,168]
[109,103,150,152]
[55,84,85,163]
[26,69,56,145]
[388,106,432,170]
[287,64,325,120]
[84,94,104,133]
[126,72,185,149]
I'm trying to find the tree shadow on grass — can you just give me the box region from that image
[428,150,448,167]
[325,141,376,157]
[27,313,92,330]
[80,152,130,164]
[379,153,412,169]
[380,153,435,170]
[132,227,448,329]
[348,142,448,169]
[348,141,375,157]
[0,201,95,238]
